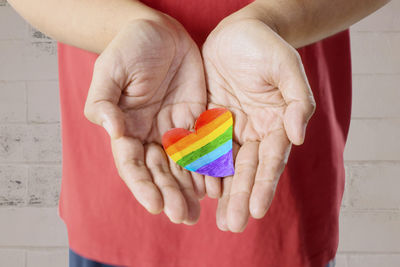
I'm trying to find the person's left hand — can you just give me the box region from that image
[202,16,316,232]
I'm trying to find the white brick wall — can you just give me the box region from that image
[0,249,25,267]
[339,1,400,266]
[0,2,66,266]
[0,1,399,267]
[352,75,400,118]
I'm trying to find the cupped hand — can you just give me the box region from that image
[202,18,316,232]
[84,17,207,224]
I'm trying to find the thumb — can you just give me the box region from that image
[84,56,125,139]
[284,100,315,145]
[279,50,316,145]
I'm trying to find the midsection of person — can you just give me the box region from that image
[4,0,390,266]
[139,0,253,45]
[57,1,350,266]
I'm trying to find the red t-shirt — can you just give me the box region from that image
[57,0,352,266]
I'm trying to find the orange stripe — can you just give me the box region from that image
[162,128,191,149]
[165,111,231,155]
[195,108,228,130]
[163,108,229,149]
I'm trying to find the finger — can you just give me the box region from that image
[227,141,259,233]
[250,128,291,219]
[278,50,316,145]
[216,141,239,231]
[111,137,162,214]
[191,172,206,200]
[145,144,188,224]
[167,157,200,225]
[216,175,232,231]
[205,175,221,199]
[84,54,125,139]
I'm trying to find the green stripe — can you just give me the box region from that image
[177,126,232,167]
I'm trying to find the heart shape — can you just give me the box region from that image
[162,108,234,177]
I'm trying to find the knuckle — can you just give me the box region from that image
[159,183,180,192]
[170,161,186,173]
[129,159,146,168]
[120,158,146,172]
[153,162,171,175]
[307,96,317,115]
[234,162,256,175]
[230,190,251,197]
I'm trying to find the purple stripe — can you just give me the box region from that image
[195,150,234,177]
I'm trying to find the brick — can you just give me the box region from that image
[0,5,26,40]
[27,81,60,123]
[0,124,61,162]
[24,124,61,162]
[343,119,400,161]
[347,254,400,267]
[351,32,400,74]
[0,40,58,81]
[352,75,400,118]
[27,249,68,267]
[345,162,400,210]
[338,211,400,252]
[0,208,68,247]
[351,1,400,32]
[28,165,61,207]
[0,249,25,267]
[0,81,26,122]
[0,125,25,162]
[0,164,27,206]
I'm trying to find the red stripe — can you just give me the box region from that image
[162,128,192,149]
[162,108,229,149]
[194,108,228,130]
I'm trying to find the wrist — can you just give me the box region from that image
[117,4,190,52]
[104,3,169,49]
[221,1,280,33]
[216,0,303,47]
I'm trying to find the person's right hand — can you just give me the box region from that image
[84,16,207,225]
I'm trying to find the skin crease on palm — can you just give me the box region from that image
[84,11,316,231]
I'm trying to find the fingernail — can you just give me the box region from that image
[300,123,307,143]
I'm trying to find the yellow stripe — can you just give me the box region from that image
[170,117,233,162]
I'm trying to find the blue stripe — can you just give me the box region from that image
[185,140,232,171]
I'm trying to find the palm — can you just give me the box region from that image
[202,19,315,232]
[204,41,287,144]
[117,21,205,142]
[85,19,207,225]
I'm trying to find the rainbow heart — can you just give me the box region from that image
[162,108,234,177]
